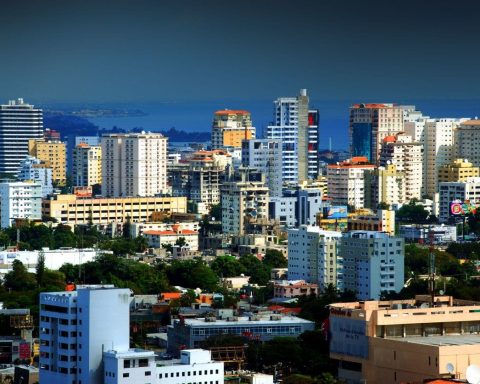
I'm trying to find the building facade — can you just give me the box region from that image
[438,158,480,184]
[340,231,404,300]
[364,164,406,209]
[42,194,187,227]
[349,103,406,163]
[288,226,343,289]
[456,119,480,167]
[326,157,376,210]
[102,132,167,197]
[0,99,44,175]
[241,139,283,197]
[211,110,255,149]
[329,296,480,384]
[17,156,53,197]
[39,286,131,384]
[0,181,42,228]
[379,133,423,201]
[72,143,102,187]
[266,89,319,183]
[221,169,269,235]
[438,178,480,222]
[28,139,67,185]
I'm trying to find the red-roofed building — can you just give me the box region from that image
[273,280,319,299]
[212,109,255,149]
[144,224,199,250]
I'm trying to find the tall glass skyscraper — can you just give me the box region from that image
[0,98,43,174]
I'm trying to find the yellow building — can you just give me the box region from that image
[347,208,395,235]
[211,110,255,149]
[438,158,480,183]
[28,139,67,185]
[329,296,480,384]
[42,194,187,227]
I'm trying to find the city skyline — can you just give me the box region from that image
[0,0,479,104]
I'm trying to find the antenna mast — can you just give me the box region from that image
[428,227,435,305]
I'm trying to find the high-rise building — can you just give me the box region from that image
[0,99,43,175]
[241,139,283,197]
[438,158,480,184]
[266,89,320,183]
[72,143,102,187]
[101,132,167,197]
[269,185,322,227]
[456,119,480,167]
[326,157,376,210]
[17,156,53,197]
[28,139,67,185]
[438,177,480,222]
[349,103,407,163]
[39,286,131,384]
[221,168,269,235]
[340,231,404,300]
[379,133,423,201]
[211,110,255,149]
[287,226,343,290]
[0,181,42,228]
[423,118,467,197]
[364,164,406,209]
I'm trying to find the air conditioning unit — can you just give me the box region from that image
[270,315,282,321]
[226,316,238,322]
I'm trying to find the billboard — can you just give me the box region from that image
[450,200,480,216]
[329,316,368,359]
[323,206,348,219]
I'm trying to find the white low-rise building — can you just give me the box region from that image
[130,221,200,238]
[0,181,42,228]
[144,226,199,251]
[104,349,224,384]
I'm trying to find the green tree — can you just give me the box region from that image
[166,259,218,291]
[53,224,77,248]
[36,250,45,287]
[3,260,36,291]
[239,254,270,285]
[175,237,187,247]
[211,255,245,278]
[396,200,429,223]
[263,249,287,269]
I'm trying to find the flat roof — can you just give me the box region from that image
[398,335,480,347]
[179,316,313,327]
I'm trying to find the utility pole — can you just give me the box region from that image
[428,228,435,305]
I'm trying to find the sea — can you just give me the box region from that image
[86,99,480,151]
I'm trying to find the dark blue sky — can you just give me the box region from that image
[1,0,479,104]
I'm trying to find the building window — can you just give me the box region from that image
[139,359,148,367]
[123,373,129,378]
[145,371,151,376]
[124,360,131,368]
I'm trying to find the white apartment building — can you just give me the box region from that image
[379,133,423,200]
[438,177,480,222]
[241,139,283,197]
[266,89,319,183]
[326,157,376,210]
[39,286,131,384]
[17,155,53,197]
[269,186,322,227]
[0,181,42,228]
[73,143,102,187]
[288,226,343,290]
[221,169,269,235]
[40,285,224,384]
[102,132,167,197]
[104,349,224,384]
[423,118,468,197]
[0,99,44,175]
[340,231,405,300]
[456,119,480,167]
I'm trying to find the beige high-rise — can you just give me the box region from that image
[28,139,66,185]
[72,143,102,187]
[101,132,167,197]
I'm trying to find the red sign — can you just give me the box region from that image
[19,343,30,360]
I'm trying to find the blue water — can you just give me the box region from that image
[87,99,480,151]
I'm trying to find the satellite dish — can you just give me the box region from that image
[466,364,480,384]
[439,290,445,295]
[420,303,430,309]
[446,362,455,374]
